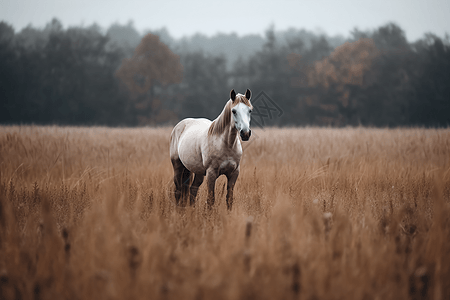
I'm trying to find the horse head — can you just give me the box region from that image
[230,89,253,141]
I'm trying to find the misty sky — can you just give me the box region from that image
[2,0,449,41]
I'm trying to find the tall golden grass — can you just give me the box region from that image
[0,125,449,300]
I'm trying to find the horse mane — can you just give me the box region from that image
[208,94,252,136]
[208,100,232,136]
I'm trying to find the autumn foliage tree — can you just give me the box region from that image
[116,33,183,124]
[304,38,379,124]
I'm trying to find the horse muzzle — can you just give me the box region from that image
[240,129,251,141]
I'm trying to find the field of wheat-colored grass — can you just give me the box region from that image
[0,125,449,300]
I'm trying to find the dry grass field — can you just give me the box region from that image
[0,125,449,300]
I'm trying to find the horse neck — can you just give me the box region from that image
[215,100,238,147]
[225,123,238,147]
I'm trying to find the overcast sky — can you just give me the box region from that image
[2,0,449,41]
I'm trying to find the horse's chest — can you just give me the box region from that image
[218,157,238,175]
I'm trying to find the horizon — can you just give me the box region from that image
[2,18,448,43]
[2,0,450,42]
[2,19,349,41]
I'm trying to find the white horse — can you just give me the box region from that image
[170,89,253,210]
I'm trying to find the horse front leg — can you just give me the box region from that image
[206,168,218,209]
[226,167,239,211]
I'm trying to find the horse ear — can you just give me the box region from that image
[245,89,251,100]
[230,89,236,101]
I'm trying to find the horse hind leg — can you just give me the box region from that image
[180,167,191,206]
[189,174,204,206]
[172,158,191,207]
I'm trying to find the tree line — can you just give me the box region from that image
[0,19,449,127]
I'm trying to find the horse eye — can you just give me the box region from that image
[232,110,236,114]
[249,110,252,113]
